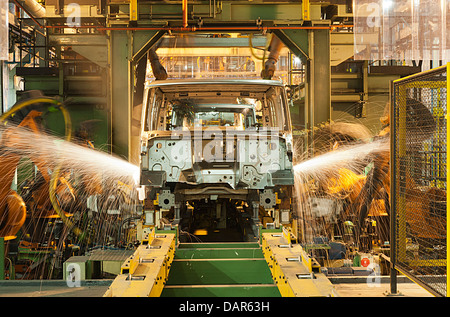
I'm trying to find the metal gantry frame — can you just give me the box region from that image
[2,0,355,295]
[14,0,342,159]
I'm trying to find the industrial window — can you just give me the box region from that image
[143,84,291,133]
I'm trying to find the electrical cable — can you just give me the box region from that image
[248,33,272,63]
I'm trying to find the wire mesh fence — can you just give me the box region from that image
[391,65,448,297]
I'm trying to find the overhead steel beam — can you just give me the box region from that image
[330,32,354,66]
[48,34,107,46]
[132,30,166,63]
[43,1,314,25]
[159,35,267,48]
[273,29,309,62]
[48,34,108,67]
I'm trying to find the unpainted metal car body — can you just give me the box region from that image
[139,79,294,241]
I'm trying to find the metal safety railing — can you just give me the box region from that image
[391,64,449,297]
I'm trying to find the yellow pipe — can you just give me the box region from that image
[182,0,188,28]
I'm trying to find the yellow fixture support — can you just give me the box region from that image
[261,232,338,297]
[129,0,138,21]
[282,226,292,246]
[104,231,176,297]
[302,0,310,21]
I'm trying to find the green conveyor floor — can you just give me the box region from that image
[161,242,281,297]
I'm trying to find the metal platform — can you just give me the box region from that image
[103,229,176,297]
[261,230,339,297]
[162,242,280,297]
[103,227,340,297]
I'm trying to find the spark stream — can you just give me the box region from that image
[0,124,139,182]
[293,138,389,178]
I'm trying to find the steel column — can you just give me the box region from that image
[109,30,129,159]
[309,29,331,129]
[304,29,331,154]
[274,28,330,155]
[108,30,164,161]
[389,79,398,295]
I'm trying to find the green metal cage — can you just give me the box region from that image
[391,64,449,297]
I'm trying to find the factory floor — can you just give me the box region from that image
[329,276,434,297]
[0,280,112,297]
[0,277,434,297]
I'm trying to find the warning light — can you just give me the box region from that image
[361,257,370,267]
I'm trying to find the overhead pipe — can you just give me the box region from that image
[43,24,352,31]
[19,0,46,18]
[12,0,44,28]
[96,26,334,31]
